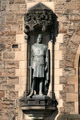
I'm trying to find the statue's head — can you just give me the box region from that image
[37,34,42,43]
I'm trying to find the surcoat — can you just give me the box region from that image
[31,43,48,78]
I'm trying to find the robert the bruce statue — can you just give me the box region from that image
[28,34,49,98]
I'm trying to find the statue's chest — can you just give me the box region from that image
[33,46,45,55]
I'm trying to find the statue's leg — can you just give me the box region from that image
[39,79,43,95]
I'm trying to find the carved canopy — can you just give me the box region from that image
[24,3,58,41]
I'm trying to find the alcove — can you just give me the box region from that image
[24,3,58,98]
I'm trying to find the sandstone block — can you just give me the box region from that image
[54,51,62,60]
[0,90,5,98]
[14,0,25,3]
[60,91,66,100]
[54,60,59,68]
[0,31,16,36]
[19,77,26,85]
[64,102,75,113]
[0,36,15,44]
[0,77,7,84]
[6,43,12,51]
[54,43,59,51]
[59,76,67,84]
[67,77,78,85]
[5,14,17,24]
[15,84,26,92]
[19,61,27,69]
[55,91,60,99]
[64,68,76,77]
[54,76,60,84]
[58,99,64,108]
[75,84,78,93]
[2,69,15,76]
[66,93,78,102]
[59,60,65,68]
[5,61,19,69]
[64,84,75,93]
[5,91,18,100]
[21,43,27,51]
[3,52,15,60]
[54,68,63,76]
[15,51,27,60]
[54,85,63,91]
[17,21,24,34]
[0,44,6,51]
[15,69,27,77]
[75,102,78,113]
[7,76,19,84]
[2,85,15,90]
[0,61,5,69]
[56,33,64,43]
[67,2,76,10]
[0,53,2,61]
[65,60,74,68]
[16,34,24,44]
[9,0,14,4]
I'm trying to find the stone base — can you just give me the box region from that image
[19,95,57,120]
[57,114,80,120]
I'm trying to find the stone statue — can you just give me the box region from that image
[28,34,49,97]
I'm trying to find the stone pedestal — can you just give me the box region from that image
[19,95,57,120]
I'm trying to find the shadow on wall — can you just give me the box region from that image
[46,109,58,120]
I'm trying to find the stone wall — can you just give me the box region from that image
[54,0,80,118]
[0,0,80,120]
[0,0,27,120]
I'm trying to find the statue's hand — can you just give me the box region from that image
[45,80,48,85]
[45,65,48,71]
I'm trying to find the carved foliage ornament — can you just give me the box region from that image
[24,3,57,35]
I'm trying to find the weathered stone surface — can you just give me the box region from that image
[0,36,16,44]
[0,77,7,84]
[60,76,67,84]
[5,61,19,69]
[5,13,17,24]
[7,76,19,84]
[14,0,25,3]
[65,60,74,68]
[64,102,75,113]
[9,0,14,4]
[3,52,15,59]
[5,91,18,99]
[57,114,80,120]
[63,84,75,93]
[0,44,6,51]
[0,53,2,61]
[60,91,66,101]
[2,69,15,76]
[0,61,5,69]
[0,90,5,98]
[0,31,16,36]
[60,60,65,68]
[2,85,15,90]
[64,68,76,77]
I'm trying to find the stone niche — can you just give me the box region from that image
[18,3,58,120]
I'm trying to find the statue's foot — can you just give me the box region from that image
[39,93,43,96]
[27,92,34,98]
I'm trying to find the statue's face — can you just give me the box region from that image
[37,34,42,43]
